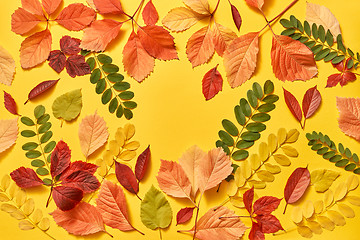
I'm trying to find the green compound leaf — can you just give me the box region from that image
[37,114,50,125]
[34,105,45,119]
[52,89,82,122]
[21,130,36,137]
[21,117,35,126]
[22,142,38,151]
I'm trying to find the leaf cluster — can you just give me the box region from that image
[306,131,360,174]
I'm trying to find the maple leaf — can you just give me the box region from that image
[186,25,214,67]
[245,0,264,10]
[135,146,151,181]
[212,23,237,57]
[143,0,159,25]
[11,8,41,35]
[50,202,106,235]
[78,111,109,158]
[4,91,18,115]
[93,0,123,14]
[66,55,91,78]
[183,0,211,15]
[10,167,43,188]
[55,3,96,31]
[48,50,66,73]
[42,0,63,16]
[50,140,71,178]
[336,97,360,141]
[162,7,205,32]
[52,186,83,211]
[271,35,318,81]
[0,118,18,154]
[223,32,259,88]
[326,60,356,87]
[202,65,223,100]
[0,45,16,86]
[60,36,81,55]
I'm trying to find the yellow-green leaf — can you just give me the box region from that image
[311,169,340,192]
[297,226,313,238]
[241,160,252,179]
[256,170,274,182]
[258,142,269,162]
[1,175,10,190]
[38,217,50,231]
[250,154,261,170]
[32,209,43,224]
[334,182,348,202]
[314,200,324,214]
[307,221,322,234]
[264,163,281,174]
[115,127,125,146]
[281,145,298,157]
[248,180,266,189]
[303,200,314,219]
[327,210,346,226]
[286,129,300,143]
[226,180,238,196]
[346,175,359,191]
[123,123,135,140]
[273,154,291,166]
[292,206,303,223]
[230,196,244,208]
[324,189,334,207]
[277,128,287,145]
[18,220,34,230]
[268,133,277,153]
[317,216,335,231]
[347,196,360,206]
[22,198,34,216]
[337,203,355,218]
[119,150,137,161]
[52,89,82,121]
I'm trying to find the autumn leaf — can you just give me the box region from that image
[122,31,155,82]
[162,7,204,32]
[326,60,356,88]
[142,0,159,25]
[50,202,106,235]
[61,170,100,193]
[302,86,321,119]
[135,146,151,181]
[223,32,259,88]
[55,3,96,31]
[11,8,41,35]
[48,50,66,73]
[4,91,18,115]
[0,118,18,154]
[0,45,16,86]
[42,0,62,16]
[65,55,91,78]
[243,186,254,214]
[306,2,341,38]
[60,36,81,55]
[93,0,123,14]
[60,161,98,180]
[230,3,242,31]
[52,89,82,122]
[10,167,43,188]
[336,97,360,141]
[176,207,195,225]
[254,214,283,233]
[212,23,237,57]
[202,65,223,100]
[52,186,83,211]
[51,140,71,178]
[25,79,59,104]
[245,0,264,10]
[80,19,123,52]
[115,161,139,196]
[183,0,211,15]
[20,29,52,69]
[253,196,282,216]
[271,35,317,81]
[311,169,340,193]
[22,0,44,16]
[283,88,302,123]
[79,111,109,158]
[186,25,214,67]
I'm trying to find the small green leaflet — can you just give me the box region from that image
[52,89,82,122]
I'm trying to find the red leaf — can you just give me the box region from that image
[61,170,100,193]
[243,187,254,214]
[25,79,59,104]
[11,8,41,35]
[255,214,283,234]
[245,0,264,10]
[212,23,237,57]
[60,36,81,55]
[55,3,96,31]
[66,55,91,78]
[52,186,83,211]
[135,145,151,181]
[327,60,357,87]
[340,72,356,86]
[61,161,98,179]
[284,167,310,213]
[137,25,178,61]
[283,88,302,123]
[249,222,264,240]
[326,73,342,88]
[176,207,195,225]
[302,85,321,119]
[142,0,159,25]
[253,196,282,215]
[115,161,139,195]
[93,0,123,14]
[42,0,62,16]
[50,202,105,235]
[4,91,18,115]
[202,65,223,100]
[186,26,214,67]
[51,140,71,178]
[48,50,66,73]
[21,0,43,16]
[10,167,43,188]
[230,4,242,31]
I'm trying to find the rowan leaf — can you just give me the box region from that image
[283,88,302,123]
[162,7,204,32]
[202,65,223,100]
[336,97,360,141]
[50,140,71,178]
[303,86,322,119]
[93,0,123,14]
[48,50,66,73]
[183,0,211,15]
[20,29,52,69]
[25,79,59,104]
[337,203,355,218]
[60,161,98,180]
[50,202,105,235]
[10,167,43,189]
[0,46,16,86]
[223,32,259,88]
[115,161,139,195]
[245,0,264,10]
[186,25,214,67]
[4,91,18,116]
[11,8,41,35]
[55,3,96,31]
[52,186,83,211]
[271,35,317,81]
[52,89,82,122]
[135,146,151,181]
[143,0,158,25]
[212,23,237,57]
[0,118,18,154]
[310,169,340,192]
[303,200,314,219]
[176,207,195,225]
[42,0,62,16]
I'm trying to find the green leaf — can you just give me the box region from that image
[221,119,238,137]
[312,23,318,39]
[290,33,302,40]
[345,148,352,158]
[22,142,38,151]
[347,59,354,69]
[281,28,296,36]
[21,130,36,137]
[21,117,35,126]
[318,25,325,42]
[216,140,230,155]
[96,79,106,94]
[324,52,338,62]
[236,140,254,149]
[323,151,336,159]
[119,91,134,100]
[353,154,359,163]
[97,54,112,64]
[338,143,345,154]
[124,108,133,120]
[304,21,311,36]
[90,69,101,84]
[311,143,322,151]
[304,41,316,48]
[37,114,50,124]
[258,103,275,113]
[315,48,330,61]
[109,98,118,113]
[336,159,349,167]
[102,64,119,73]
[332,55,345,64]
[280,19,293,28]
[329,155,342,163]
[232,150,249,161]
[219,130,234,147]
[43,178,52,186]
[36,168,49,176]
[113,82,131,91]
[246,122,266,132]
[140,185,172,230]
[247,90,258,108]
[263,80,274,94]
[317,147,328,155]
[262,95,279,103]
[240,98,251,117]
[337,35,346,53]
[38,122,51,134]
[86,57,95,71]
[31,160,45,167]
[252,113,270,122]
[325,30,334,46]
[81,50,91,56]
[241,132,260,141]
[311,45,323,55]
[234,105,246,125]
[34,105,45,119]
[26,150,42,159]
[40,131,52,144]
[116,105,123,118]
[297,20,303,32]
[290,15,298,28]
[101,89,112,104]
[107,73,124,83]
[354,168,360,174]
[52,89,82,122]
[44,141,56,153]
[123,101,137,109]
[299,37,309,43]
[252,82,263,99]
[345,163,356,171]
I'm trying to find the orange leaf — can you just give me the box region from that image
[271,35,317,82]
[42,0,62,16]
[162,7,204,32]
[50,202,105,236]
[96,180,135,231]
[156,159,192,200]
[212,23,237,57]
[137,25,178,61]
[202,65,223,100]
[122,31,155,82]
[336,97,360,141]
[198,148,232,193]
[223,32,259,88]
[21,0,43,16]
[0,118,18,154]
[20,29,52,69]
[245,0,264,10]
[93,0,123,14]
[78,111,109,158]
[0,45,16,86]
[186,25,214,67]
[56,3,96,31]
[86,0,97,10]
[11,8,41,35]
[80,19,122,52]
[142,0,159,25]
[183,0,211,15]
[178,145,206,197]
[186,206,247,240]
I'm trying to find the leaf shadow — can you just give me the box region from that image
[262,0,277,15]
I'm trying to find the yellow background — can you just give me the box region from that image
[1,0,360,239]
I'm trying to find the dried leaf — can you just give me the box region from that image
[48,50,66,73]
[93,0,123,14]
[52,186,83,211]
[303,86,322,119]
[186,26,214,67]
[336,97,360,141]
[115,162,139,195]
[337,203,355,218]
[21,0,43,16]
[346,175,359,191]
[0,118,18,154]
[162,7,203,32]
[42,0,62,16]
[327,210,346,226]
[23,198,35,216]
[230,4,242,31]
[176,207,195,225]
[52,89,82,122]
[254,214,283,233]
[291,206,303,223]
[25,79,59,104]
[51,140,71,178]
[4,91,18,115]
[281,146,298,157]
[55,3,96,31]
[19,220,34,230]
[245,0,264,10]
[135,146,151,181]
[307,221,322,234]
[202,65,223,100]
[66,55,91,78]
[314,200,324,214]
[310,169,340,193]
[60,36,81,55]
[212,23,237,57]
[286,129,300,143]
[303,200,314,219]
[10,167,43,188]
[11,8,41,35]
[334,182,347,202]
[317,216,335,231]
[61,170,100,193]
[0,46,16,86]
[253,196,282,215]
[183,0,211,15]
[297,226,312,238]
[142,0,158,25]
[324,189,334,207]
[243,187,254,214]
[283,88,302,123]
[347,196,360,206]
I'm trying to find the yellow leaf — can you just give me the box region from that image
[316,216,335,231]
[8,183,19,199]
[226,180,238,196]
[291,206,303,223]
[337,203,355,218]
[281,145,298,157]
[268,133,277,153]
[15,190,26,207]
[234,168,245,188]
[123,123,135,140]
[307,221,323,234]
[32,209,43,224]
[347,196,360,206]
[0,193,10,202]
[264,163,281,174]
[303,200,314,219]
[250,154,261,170]
[97,161,107,177]
[310,169,340,193]
[256,170,274,182]
[230,196,244,208]
[162,7,204,32]
[115,127,125,146]
[286,129,300,143]
[346,175,359,191]
[22,198,35,216]
[38,217,50,231]
[10,209,26,220]
[1,175,10,190]
[241,160,252,179]
[2,204,25,219]
[258,142,269,162]
[0,118,18,154]
[273,154,291,166]
[297,226,313,238]
[327,210,346,226]
[324,189,334,207]
[0,45,16,86]
[182,0,211,15]
[108,140,119,156]
[277,128,287,145]
[334,182,348,202]
[118,150,137,161]
[248,180,266,189]
[124,141,140,151]
[314,200,324,214]
[102,150,113,166]
[105,173,118,183]
[18,220,34,230]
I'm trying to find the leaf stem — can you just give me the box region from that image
[219,215,250,219]
[192,193,203,240]
[104,230,114,238]
[211,0,221,16]
[46,186,53,208]
[214,197,230,211]
[132,0,145,18]
[283,203,288,214]
[159,228,162,240]
[135,193,142,201]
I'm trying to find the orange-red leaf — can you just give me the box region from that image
[93,0,123,14]
[56,3,96,31]
[21,0,43,16]
[42,0,62,16]
[115,161,139,194]
[162,7,204,32]
[10,167,43,188]
[284,167,310,211]
[25,79,60,104]
[135,146,151,181]
[245,0,264,10]
[183,0,211,15]
[52,186,83,211]
[122,31,155,82]
[156,159,192,199]
[96,180,135,231]
[61,170,100,193]
[202,65,223,100]
[186,25,214,67]
[176,207,195,225]
[302,86,322,119]
[213,23,237,57]
[20,29,52,69]
[230,4,242,31]
[11,8,41,35]
[198,148,232,193]
[243,187,254,214]
[0,118,18,154]
[336,97,360,141]
[223,32,259,88]
[4,91,18,115]
[50,202,105,235]
[51,140,71,178]
[283,88,302,123]
[142,0,159,25]
[271,35,317,81]
[137,25,178,61]
[80,19,122,52]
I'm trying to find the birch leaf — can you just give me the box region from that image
[0,45,16,86]
[52,89,82,122]
[0,118,18,154]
